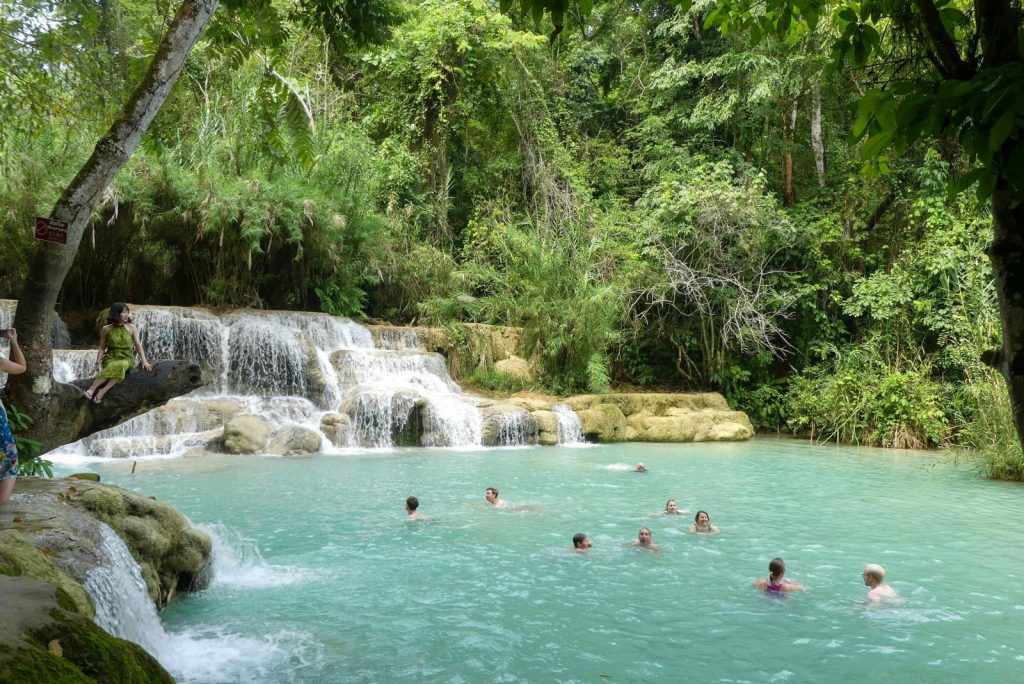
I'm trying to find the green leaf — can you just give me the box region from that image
[990,112,1017,151]
[532,1,545,26]
[578,0,593,15]
[837,7,857,22]
[860,130,894,160]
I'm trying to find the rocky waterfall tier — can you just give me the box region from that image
[15,305,753,459]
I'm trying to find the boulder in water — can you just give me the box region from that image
[268,426,322,456]
[320,412,352,447]
[531,410,559,445]
[222,414,272,454]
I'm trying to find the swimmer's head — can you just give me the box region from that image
[485,487,499,503]
[695,510,710,525]
[635,463,647,472]
[769,557,786,580]
[863,563,885,585]
[573,533,592,549]
[406,496,419,512]
[638,527,653,543]
[665,499,678,513]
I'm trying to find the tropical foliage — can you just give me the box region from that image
[1,0,1021,477]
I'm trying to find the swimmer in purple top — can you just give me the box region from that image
[753,558,805,594]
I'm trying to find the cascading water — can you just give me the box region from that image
[493,409,534,446]
[52,306,484,456]
[84,522,321,682]
[553,403,585,444]
[83,524,175,664]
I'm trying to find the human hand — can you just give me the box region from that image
[1,328,16,343]
[142,361,153,372]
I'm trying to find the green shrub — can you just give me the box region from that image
[787,340,948,449]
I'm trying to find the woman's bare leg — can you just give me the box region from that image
[0,477,15,503]
[94,378,120,402]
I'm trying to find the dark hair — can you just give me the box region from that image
[694,510,710,523]
[107,302,129,325]
[486,487,498,497]
[769,557,786,580]
[572,533,587,548]
[406,496,419,511]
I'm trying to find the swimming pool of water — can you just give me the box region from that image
[55,438,1024,683]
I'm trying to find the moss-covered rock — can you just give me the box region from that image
[0,575,174,683]
[568,392,754,443]
[0,530,93,619]
[4,478,211,609]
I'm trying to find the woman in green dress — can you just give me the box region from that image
[83,302,153,404]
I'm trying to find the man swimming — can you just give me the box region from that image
[631,527,661,552]
[572,533,593,552]
[634,462,648,473]
[863,563,901,604]
[484,487,509,508]
[406,496,424,520]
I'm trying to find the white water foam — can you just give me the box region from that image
[553,403,584,444]
[201,523,326,589]
[83,522,322,683]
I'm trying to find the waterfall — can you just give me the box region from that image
[494,410,532,446]
[553,403,584,444]
[83,523,174,664]
[83,523,317,682]
[50,305,484,455]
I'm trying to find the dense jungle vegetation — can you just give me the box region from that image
[1,0,1021,478]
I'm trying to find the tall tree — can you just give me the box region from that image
[4,0,400,452]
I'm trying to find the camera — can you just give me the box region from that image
[0,329,9,339]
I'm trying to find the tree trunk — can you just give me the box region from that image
[782,99,798,207]
[988,188,1024,449]
[66,361,203,447]
[810,83,825,188]
[7,0,218,448]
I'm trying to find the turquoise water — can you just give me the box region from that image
[57,439,1024,683]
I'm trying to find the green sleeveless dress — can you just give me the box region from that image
[97,325,134,380]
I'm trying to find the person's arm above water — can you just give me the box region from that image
[781,580,806,592]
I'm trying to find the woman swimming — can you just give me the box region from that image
[753,558,805,594]
[689,510,720,534]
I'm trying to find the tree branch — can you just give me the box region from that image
[912,0,973,78]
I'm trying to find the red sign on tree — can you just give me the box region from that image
[34,217,68,244]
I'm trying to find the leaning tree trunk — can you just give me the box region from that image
[988,186,1024,450]
[7,0,219,452]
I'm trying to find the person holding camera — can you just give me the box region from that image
[82,302,153,404]
[1,327,26,503]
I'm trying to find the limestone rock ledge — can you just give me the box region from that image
[0,478,211,609]
[568,393,754,443]
[0,574,174,683]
